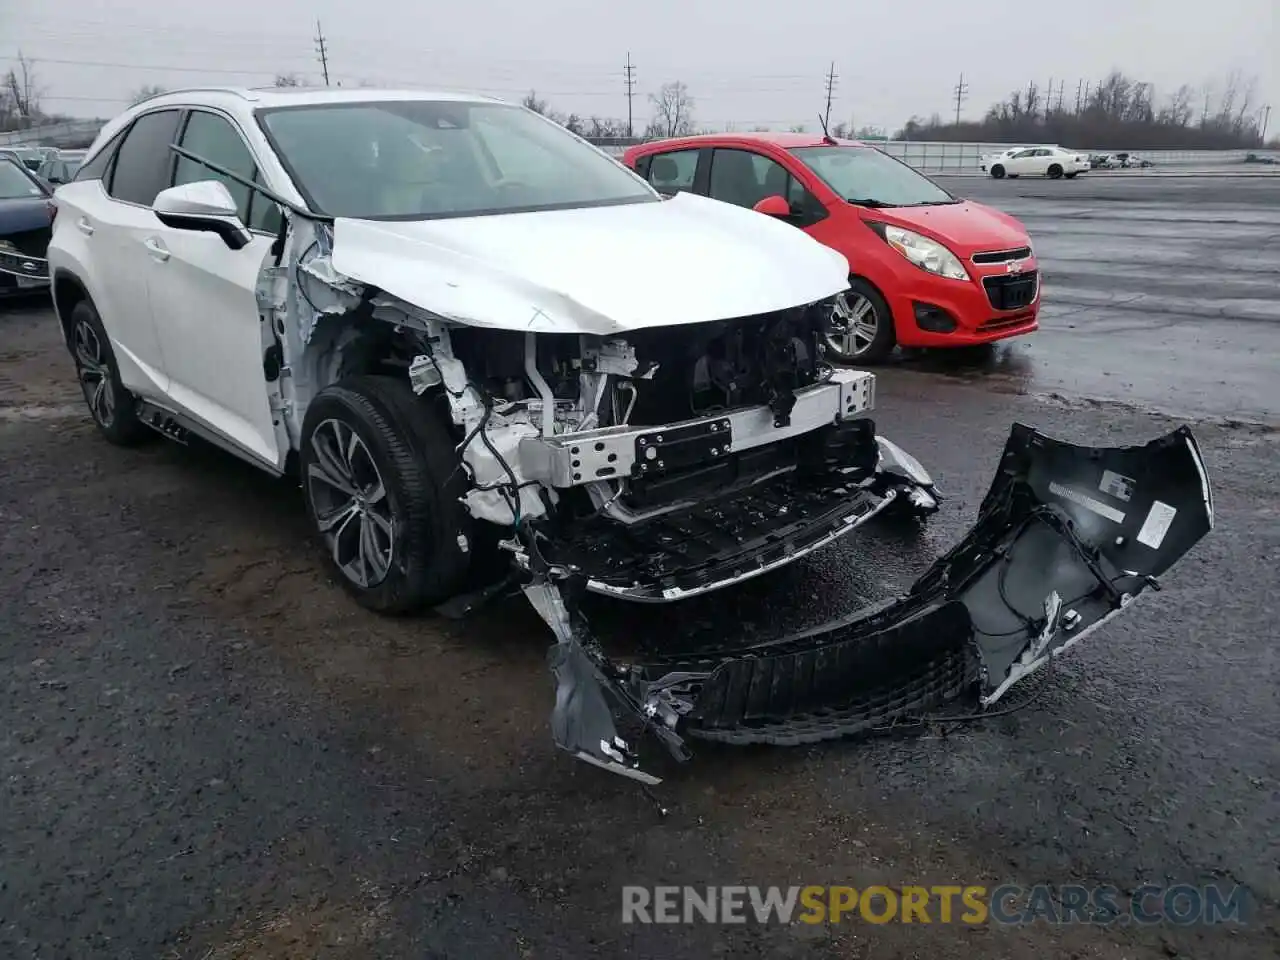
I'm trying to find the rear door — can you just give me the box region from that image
[56,108,183,400]
[143,107,286,469]
[636,147,703,196]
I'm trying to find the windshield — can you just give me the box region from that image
[791,145,956,207]
[257,100,658,220]
[0,160,45,200]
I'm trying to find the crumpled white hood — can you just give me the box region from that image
[328,192,850,334]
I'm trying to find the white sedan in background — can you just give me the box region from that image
[983,146,1090,179]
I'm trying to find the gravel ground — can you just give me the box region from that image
[1,177,1277,959]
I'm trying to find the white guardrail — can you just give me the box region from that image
[591,137,1266,171]
[0,118,109,148]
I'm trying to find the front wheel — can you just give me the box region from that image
[300,375,480,613]
[1065,172,1079,179]
[824,279,896,364]
[990,164,1006,179]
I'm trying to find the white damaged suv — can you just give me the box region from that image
[48,88,1212,784]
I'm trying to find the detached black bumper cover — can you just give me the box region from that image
[548,423,1213,781]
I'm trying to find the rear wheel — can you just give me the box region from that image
[300,375,482,613]
[1047,164,1064,179]
[68,300,150,446]
[824,279,896,364]
[990,164,1006,179]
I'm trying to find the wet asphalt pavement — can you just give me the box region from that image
[1,176,1278,959]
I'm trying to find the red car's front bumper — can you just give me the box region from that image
[884,257,1041,348]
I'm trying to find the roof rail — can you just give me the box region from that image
[131,86,260,107]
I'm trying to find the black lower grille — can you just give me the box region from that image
[550,471,882,597]
[983,270,1038,311]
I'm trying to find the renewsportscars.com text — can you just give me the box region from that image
[621,884,1249,926]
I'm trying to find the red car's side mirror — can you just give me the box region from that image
[752,194,791,217]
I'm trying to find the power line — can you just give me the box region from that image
[953,72,969,125]
[10,26,834,83]
[623,53,636,138]
[822,62,837,130]
[314,20,330,87]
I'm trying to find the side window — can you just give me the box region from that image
[74,129,126,182]
[106,109,182,205]
[1034,148,1052,157]
[247,171,283,234]
[632,155,651,179]
[173,110,256,222]
[645,149,698,193]
[708,149,792,209]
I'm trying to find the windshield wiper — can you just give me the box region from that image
[845,198,897,208]
[904,199,962,206]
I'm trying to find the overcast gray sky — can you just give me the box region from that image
[4,0,1277,134]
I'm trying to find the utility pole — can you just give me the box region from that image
[823,62,838,131]
[1261,104,1272,142]
[953,72,969,125]
[1082,81,1091,112]
[1046,77,1054,120]
[1056,81,1065,113]
[315,20,330,86]
[623,53,636,138]
[1074,79,1083,114]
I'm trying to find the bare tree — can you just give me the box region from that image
[648,81,694,138]
[4,52,42,125]
[1157,85,1196,127]
[130,84,168,105]
[521,90,550,115]
[274,73,302,88]
[583,116,623,138]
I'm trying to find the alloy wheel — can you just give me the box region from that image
[306,418,397,589]
[830,293,880,357]
[74,320,116,428]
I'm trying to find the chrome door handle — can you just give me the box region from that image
[143,237,170,262]
[76,217,94,236]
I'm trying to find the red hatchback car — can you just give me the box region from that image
[622,133,1040,363]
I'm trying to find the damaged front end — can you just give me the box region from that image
[531,423,1213,783]
[221,169,1211,786]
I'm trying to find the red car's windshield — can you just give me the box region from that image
[791,145,956,208]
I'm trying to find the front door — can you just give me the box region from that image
[144,108,286,469]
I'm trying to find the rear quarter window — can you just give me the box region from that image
[106,109,183,205]
[74,128,127,182]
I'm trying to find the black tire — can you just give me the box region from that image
[1065,172,1079,179]
[300,375,480,614]
[67,299,151,446]
[824,278,896,365]
[1047,164,1064,179]
[990,164,1006,179]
